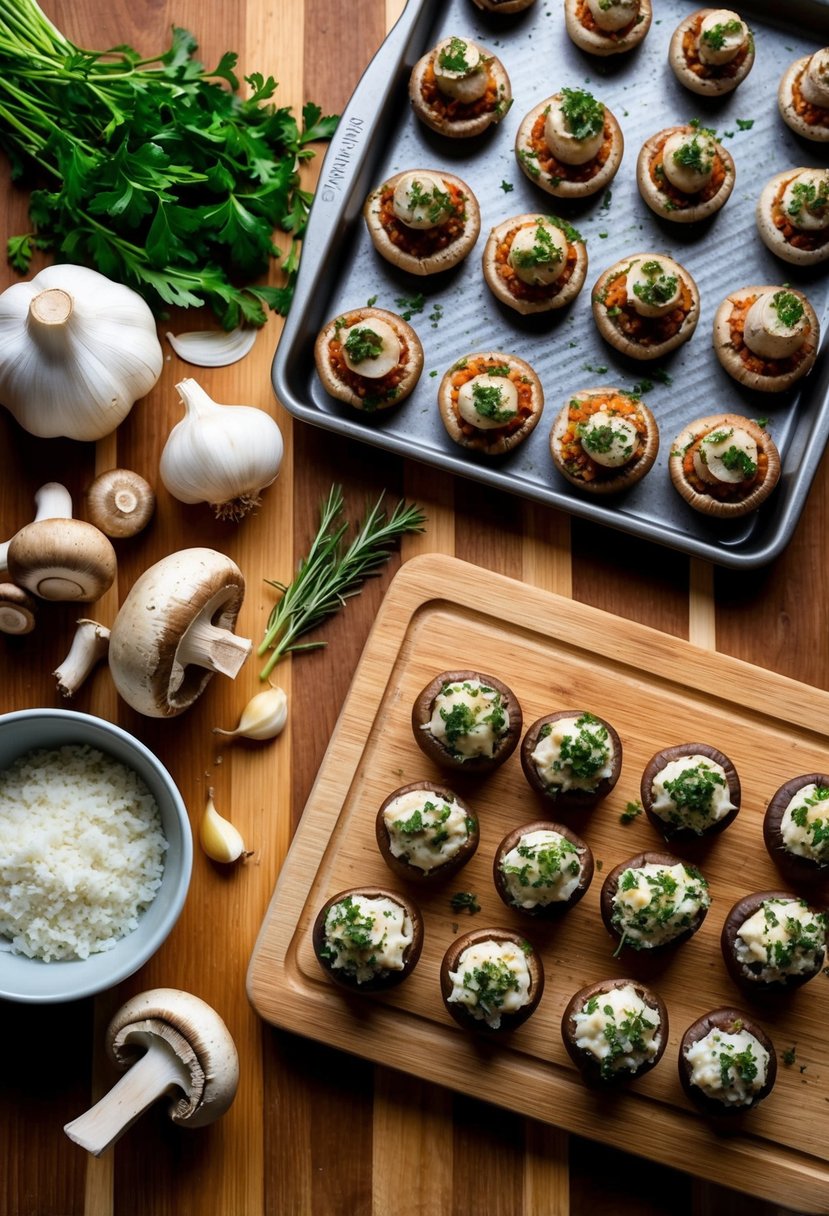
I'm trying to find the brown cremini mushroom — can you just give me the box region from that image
[678,1008,777,1116]
[562,977,668,1085]
[0,582,36,635]
[63,988,239,1155]
[86,468,155,538]
[7,482,116,602]
[440,927,544,1032]
[493,820,594,917]
[108,547,252,717]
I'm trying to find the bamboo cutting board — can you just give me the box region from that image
[248,553,829,1212]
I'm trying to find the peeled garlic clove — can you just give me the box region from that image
[166,327,257,368]
[200,790,246,863]
[213,686,288,741]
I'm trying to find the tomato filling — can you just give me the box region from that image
[449,357,535,439]
[328,313,408,408]
[681,15,750,80]
[679,429,768,502]
[493,223,578,304]
[771,179,829,253]
[727,295,810,376]
[599,270,693,346]
[557,392,647,482]
[420,61,502,122]
[576,0,639,40]
[377,180,468,258]
[648,138,727,209]
[526,112,613,185]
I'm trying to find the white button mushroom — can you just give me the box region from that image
[64,988,239,1155]
[6,482,117,603]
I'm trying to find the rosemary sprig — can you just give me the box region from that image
[257,484,426,678]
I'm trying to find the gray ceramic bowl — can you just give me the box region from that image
[0,708,192,1004]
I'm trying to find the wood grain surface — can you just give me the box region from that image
[0,1,824,1215]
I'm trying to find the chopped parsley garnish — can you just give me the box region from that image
[462,958,520,1016]
[771,289,804,330]
[471,381,515,423]
[736,118,754,131]
[720,445,757,479]
[395,292,425,321]
[663,762,725,816]
[782,1046,797,1067]
[701,18,743,50]
[437,36,473,74]
[560,87,604,141]
[343,326,383,363]
[672,132,714,175]
[718,1044,758,1089]
[503,837,580,890]
[556,712,610,780]
[500,180,514,193]
[512,222,562,270]
[787,177,829,220]
[632,261,678,308]
[581,423,632,459]
[790,786,829,852]
[450,891,480,914]
[620,800,642,824]
[407,178,455,224]
[440,703,477,745]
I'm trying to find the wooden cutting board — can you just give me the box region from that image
[247,552,829,1213]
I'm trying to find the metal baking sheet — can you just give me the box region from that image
[273,0,829,568]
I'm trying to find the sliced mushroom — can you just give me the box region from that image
[86,469,155,538]
[53,618,111,697]
[64,988,239,1155]
[108,547,252,717]
[7,482,116,602]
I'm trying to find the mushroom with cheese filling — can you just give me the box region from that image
[312,887,424,990]
[592,253,700,361]
[314,306,424,411]
[756,167,829,267]
[375,782,479,882]
[412,670,522,773]
[363,169,480,275]
[679,1009,776,1115]
[440,927,544,1032]
[637,123,735,223]
[669,8,755,95]
[521,710,622,808]
[600,851,712,953]
[409,36,512,138]
[721,891,828,993]
[713,286,820,393]
[514,89,624,199]
[669,413,781,519]
[562,978,668,1085]
[493,820,594,917]
[763,774,829,885]
[550,387,659,495]
[437,351,544,455]
[779,47,829,142]
[641,742,740,841]
[564,0,652,57]
[483,213,588,315]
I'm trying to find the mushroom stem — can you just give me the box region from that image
[33,481,73,522]
[0,541,9,580]
[175,616,252,681]
[64,1026,195,1156]
[54,619,111,696]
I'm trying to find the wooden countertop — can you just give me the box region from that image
[0,2,824,1214]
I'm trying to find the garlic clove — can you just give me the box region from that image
[166,327,257,368]
[199,790,246,864]
[213,686,288,741]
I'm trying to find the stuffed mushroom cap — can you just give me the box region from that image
[668,8,755,97]
[763,774,829,884]
[364,169,481,275]
[493,820,594,916]
[756,168,829,267]
[712,286,819,393]
[375,781,479,882]
[778,49,829,143]
[409,36,512,139]
[637,125,735,223]
[520,710,622,808]
[679,1008,777,1115]
[641,742,740,841]
[592,253,700,362]
[562,977,668,1084]
[720,890,828,993]
[600,851,711,952]
[314,306,424,411]
[483,213,588,315]
[514,92,624,199]
[437,350,544,454]
[312,887,424,991]
[440,927,544,1031]
[669,413,781,519]
[550,388,659,496]
[564,0,653,57]
[412,670,522,772]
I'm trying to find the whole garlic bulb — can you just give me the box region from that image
[0,264,163,441]
[160,378,284,521]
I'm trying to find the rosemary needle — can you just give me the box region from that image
[257,484,426,679]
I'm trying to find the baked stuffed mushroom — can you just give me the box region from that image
[550,387,659,495]
[437,351,544,455]
[375,782,479,883]
[409,36,512,139]
[638,124,735,223]
[779,48,829,143]
[763,775,829,885]
[562,978,668,1084]
[756,168,829,267]
[592,254,700,361]
[440,927,544,1031]
[641,743,740,842]
[669,414,781,519]
[314,307,424,411]
[669,9,755,96]
[679,1009,777,1115]
[713,287,820,393]
[364,169,481,275]
[564,0,652,57]
[412,670,522,773]
[493,820,594,917]
[600,851,711,953]
[521,710,622,809]
[483,214,588,315]
[312,887,424,991]
[721,891,828,993]
[514,89,624,199]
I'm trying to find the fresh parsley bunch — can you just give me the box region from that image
[0,1,338,327]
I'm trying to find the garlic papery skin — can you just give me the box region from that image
[0,264,163,441]
[200,790,246,863]
[166,327,257,368]
[213,686,288,741]
[160,378,284,521]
